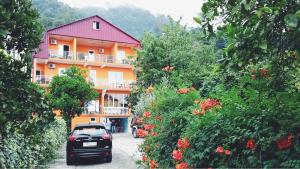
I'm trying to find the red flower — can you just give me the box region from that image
[208,168,213,169]
[142,155,148,162]
[172,150,183,161]
[260,68,268,77]
[193,109,200,115]
[224,150,231,155]
[156,115,162,121]
[151,132,158,137]
[177,138,190,149]
[215,146,224,154]
[176,162,189,169]
[177,88,190,94]
[246,139,256,150]
[143,111,151,118]
[149,160,158,169]
[276,134,294,150]
[137,129,148,137]
[251,75,257,80]
[144,124,155,131]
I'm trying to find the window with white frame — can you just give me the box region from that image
[108,71,123,82]
[93,21,100,30]
[58,68,66,76]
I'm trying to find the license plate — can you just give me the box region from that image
[83,142,97,147]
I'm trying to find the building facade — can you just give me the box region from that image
[32,15,140,132]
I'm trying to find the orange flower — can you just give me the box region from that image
[142,155,148,162]
[144,124,155,131]
[246,139,256,150]
[224,150,231,155]
[172,150,183,161]
[177,88,190,94]
[162,65,175,72]
[200,98,220,114]
[149,160,158,169]
[215,146,224,154]
[143,111,151,118]
[176,162,189,169]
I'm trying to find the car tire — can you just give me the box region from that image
[132,128,138,138]
[66,155,74,165]
[106,153,112,163]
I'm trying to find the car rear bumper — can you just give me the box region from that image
[68,148,112,159]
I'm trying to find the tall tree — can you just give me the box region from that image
[49,66,98,131]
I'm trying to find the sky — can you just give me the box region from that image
[58,0,204,27]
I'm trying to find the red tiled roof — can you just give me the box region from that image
[34,15,140,59]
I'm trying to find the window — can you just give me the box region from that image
[58,68,66,76]
[108,71,123,82]
[93,21,100,30]
[90,117,96,123]
[104,94,128,107]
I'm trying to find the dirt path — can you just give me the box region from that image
[48,133,144,169]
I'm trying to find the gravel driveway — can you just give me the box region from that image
[48,133,144,169]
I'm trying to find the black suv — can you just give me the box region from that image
[66,123,112,165]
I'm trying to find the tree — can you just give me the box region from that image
[195,0,300,90]
[49,66,98,131]
[0,0,49,134]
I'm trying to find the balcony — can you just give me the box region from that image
[102,107,129,115]
[49,50,132,65]
[81,107,129,116]
[91,79,135,90]
[35,75,52,85]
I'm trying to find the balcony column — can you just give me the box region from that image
[73,38,77,60]
[112,42,118,60]
[101,89,106,114]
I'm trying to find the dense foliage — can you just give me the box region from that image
[32,0,168,38]
[49,66,98,131]
[135,0,300,168]
[0,1,66,168]
[0,118,67,169]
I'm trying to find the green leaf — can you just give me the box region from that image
[261,7,273,14]
[295,10,300,19]
[259,41,267,50]
[193,17,201,24]
[284,14,298,28]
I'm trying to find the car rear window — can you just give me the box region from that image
[73,126,107,136]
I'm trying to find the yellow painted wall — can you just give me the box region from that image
[72,116,104,130]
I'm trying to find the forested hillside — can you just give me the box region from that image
[32,0,168,38]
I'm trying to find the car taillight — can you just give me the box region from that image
[69,135,76,142]
[103,134,111,140]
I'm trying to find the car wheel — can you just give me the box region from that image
[132,129,138,138]
[66,155,74,165]
[106,153,112,163]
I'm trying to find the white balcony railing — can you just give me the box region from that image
[49,50,132,65]
[102,107,129,115]
[35,75,52,85]
[91,79,135,89]
[49,50,73,59]
[82,107,100,115]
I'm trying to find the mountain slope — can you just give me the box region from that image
[32,0,168,38]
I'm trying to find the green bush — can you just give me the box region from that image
[0,118,67,169]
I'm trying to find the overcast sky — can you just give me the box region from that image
[58,0,204,27]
